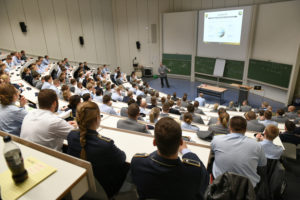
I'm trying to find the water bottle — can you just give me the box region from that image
[3,136,28,184]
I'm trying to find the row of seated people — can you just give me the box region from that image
[0,57,294,199]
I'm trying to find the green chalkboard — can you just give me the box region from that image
[195,56,215,75]
[162,54,191,76]
[248,59,292,88]
[223,59,244,80]
[195,56,244,80]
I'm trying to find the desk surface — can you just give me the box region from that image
[0,135,88,200]
[198,85,227,93]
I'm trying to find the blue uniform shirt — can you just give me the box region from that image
[195,97,206,107]
[211,133,267,187]
[259,139,283,159]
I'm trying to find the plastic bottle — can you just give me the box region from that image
[3,136,28,184]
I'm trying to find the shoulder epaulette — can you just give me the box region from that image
[133,153,149,158]
[98,135,111,142]
[182,158,201,167]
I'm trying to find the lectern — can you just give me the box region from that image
[230,84,253,105]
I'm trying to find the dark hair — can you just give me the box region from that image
[128,103,140,118]
[162,103,170,112]
[276,108,285,116]
[82,93,91,102]
[38,89,58,109]
[69,95,81,109]
[70,79,76,84]
[155,117,182,157]
[127,98,136,106]
[194,101,199,108]
[218,107,226,115]
[258,110,265,116]
[0,84,17,105]
[229,116,247,133]
[285,120,296,132]
[264,110,273,120]
[151,96,157,106]
[246,111,257,120]
[187,104,194,113]
[44,75,52,82]
[183,113,193,124]
[103,95,111,104]
[96,89,103,96]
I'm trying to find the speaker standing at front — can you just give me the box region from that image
[158,63,170,88]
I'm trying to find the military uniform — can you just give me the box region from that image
[130,151,209,200]
[67,130,129,198]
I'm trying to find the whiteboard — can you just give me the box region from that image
[213,59,226,77]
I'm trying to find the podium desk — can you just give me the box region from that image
[197,85,227,104]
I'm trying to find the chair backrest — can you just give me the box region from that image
[282,142,297,160]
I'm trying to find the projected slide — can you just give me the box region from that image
[203,9,244,45]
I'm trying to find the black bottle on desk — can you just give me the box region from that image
[3,136,28,183]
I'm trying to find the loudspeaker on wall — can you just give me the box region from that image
[19,22,27,33]
[79,36,84,45]
[136,41,141,50]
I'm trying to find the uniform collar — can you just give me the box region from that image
[151,151,181,167]
[228,132,245,138]
[86,129,98,136]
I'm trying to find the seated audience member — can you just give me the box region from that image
[129,83,137,94]
[111,87,123,102]
[20,50,27,61]
[0,84,27,136]
[258,110,278,127]
[182,113,200,132]
[279,121,300,145]
[240,100,252,112]
[260,101,269,111]
[149,107,160,124]
[100,95,118,115]
[65,95,81,118]
[69,79,77,93]
[22,68,33,85]
[171,92,178,101]
[49,79,60,96]
[120,99,136,117]
[3,55,13,72]
[62,89,71,101]
[193,101,205,115]
[180,104,204,124]
[78,72,85,83]
[267,105,272,112]
[41,75,53,90]
[104,84,112,97]
[272,108,289,123]
[169,100,181,115]
[94,89,103,103]
[174,99,185,111]
[258,110,265,121]
[160,103,170,118]
[82,93,92,102]
[36,76,45,90]
[294,110,300,124]
[67,102,128,198]
[147,96,158,110]
[136,86,145,97]
[286,105,298,119]
[131,117,209,200]
[256,125,283,159]
[157,96,165,107]
[0,74,10,84]
[115,72,124,85]
[101,64,110,74]
[75,82,83,95]
[81,83,95,99]
[211,116,267,187]
[123,91,133,103]
[20,89,76,151]
[211,103,219,112]
[136,95,142,106]
[146,90,154,104]
[227,101,237,111]
[197,112,229,141]
[195,93,206,107]
[117,103,149,134]
[83,61,90,71]
[129,71,137,83]
[181,94,189,108]
[245,111,265,132]
[207,107,226,125]
[139,99,149,116]
[32,71,41,87]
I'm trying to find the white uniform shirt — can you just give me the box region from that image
[20,109,74,151]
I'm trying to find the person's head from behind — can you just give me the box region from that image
[44,75,52,83]
[173,92,177,98]
[187,104,194,113]
[242,100,248,106]
[77,82,82,89]
[285,120,295,133]
[176,99,181,106]
[199,93,204,98]
[96,89,103,97]
[288,105,296,112]
[229,116,247,134]
[128,103,140,120]
[162,103,170,113]
[218,107,226,116]
[53,79,60,87]
[161,97,166,105]
[38,89,58,112]
[150,107,160,123]
[82,93,91,102]
[76,101,100,159]
[140,99,147,108]
[103,95,111,105]
[151,96,157,106]
[182,95,187,102]
[213,103,219,111]
[261,101,269,108]
[267,106,272,112]
[264,110,273,120]
[127,98,136,106]
[194,101,199,108]
[69,95,81,109]
[168,100,174,108]
[0,74,10,84]
[70,79,77,86]
[219,112,230,128]
[0,84,18,105]
[258,110,265,120]
[276,108,285,117]
[245,111,257,121]
[183,113,193,125]
[127,91,133,98]
[228,101,234,108]
[154,117,182,158]
[264,125,279,141]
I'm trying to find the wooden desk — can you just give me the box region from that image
[197,85,227,104]
[0,131,93,200]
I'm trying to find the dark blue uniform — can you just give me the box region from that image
[131,151,209,200]
[67,130,129,198]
